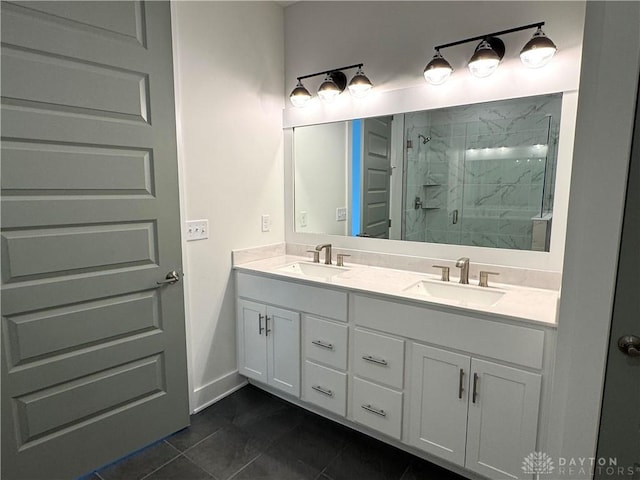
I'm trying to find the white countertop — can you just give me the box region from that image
[233,255,559,327]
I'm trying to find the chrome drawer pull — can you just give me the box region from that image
[361,404,387,417]
[362,355,388,366]
[311,340,334,350]
[311,385,334,397]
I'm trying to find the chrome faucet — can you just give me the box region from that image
[456,257,470,284]
[315,244,332,265]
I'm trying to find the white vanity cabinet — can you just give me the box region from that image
[237,299,300,396]
[352,293,546,480]
[410,344,541,479]
[235,268,553,480]
[236,272,348,399]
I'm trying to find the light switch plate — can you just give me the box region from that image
[186,220,209,241]
[336,207,347,222]
[261,214,271,232]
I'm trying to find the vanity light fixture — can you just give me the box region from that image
[348,66,374,98]
[520,26,558,68]
[468,37,505,78]
[289,63,373,107]
[289,80,312,107]
[423,22,556,84]
[423,50,453,85]
[317,72,345,103]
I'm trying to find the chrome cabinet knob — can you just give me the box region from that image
[157,270,181,285]
[618,335,640,357]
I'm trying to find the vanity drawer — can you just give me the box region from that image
[352,377,402,440]
[353,328,405,389]
[304,315,348,370]
[303,360,347,417]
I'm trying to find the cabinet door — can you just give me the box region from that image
[237,299,267,381]
[466,359,541,479]
[409,343,471,466]
[267,306,300,396]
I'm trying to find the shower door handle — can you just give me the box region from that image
[452,209,459,225]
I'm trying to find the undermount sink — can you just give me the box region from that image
[403,279,506,307]
[277,262,350,280]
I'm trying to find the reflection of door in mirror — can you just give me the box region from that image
[294,118,394,239]
[360,116,392,238]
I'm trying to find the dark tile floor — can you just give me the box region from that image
[82,384,468,480]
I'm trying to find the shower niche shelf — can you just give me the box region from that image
[419,183,444,209]
[414,195,442,210]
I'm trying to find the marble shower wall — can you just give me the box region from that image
[402,94,562,251]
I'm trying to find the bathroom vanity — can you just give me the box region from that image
[234,249,558,480]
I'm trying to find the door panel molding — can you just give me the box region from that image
[1,3,188,478]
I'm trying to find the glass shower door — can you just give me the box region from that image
[457,115,552,250]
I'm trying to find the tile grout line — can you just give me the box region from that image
[225,452,264,480]
[180,454,221,480]
[316,437,350,480]
[398,463,412,480]
[137,441,184,480]
[172,425,225,455]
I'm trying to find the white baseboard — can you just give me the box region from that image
[191,370,247,414]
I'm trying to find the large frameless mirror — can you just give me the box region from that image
[293,93,562,251]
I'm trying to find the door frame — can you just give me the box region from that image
[546,0,640,468]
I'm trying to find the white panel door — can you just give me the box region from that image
[237,299,267,382]
[267,306,300,396]
[466,359,541,479]
[409,343,471,466]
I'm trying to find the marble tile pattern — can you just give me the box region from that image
[402,94,562,251]
[234,254,560,326]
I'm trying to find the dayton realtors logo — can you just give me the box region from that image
[522,452,555,475]
[523,452,638,477]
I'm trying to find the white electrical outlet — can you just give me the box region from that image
[300,211,308,228]
[336,207,347,221]
[186,219,209,241]
[261,214,271,232]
